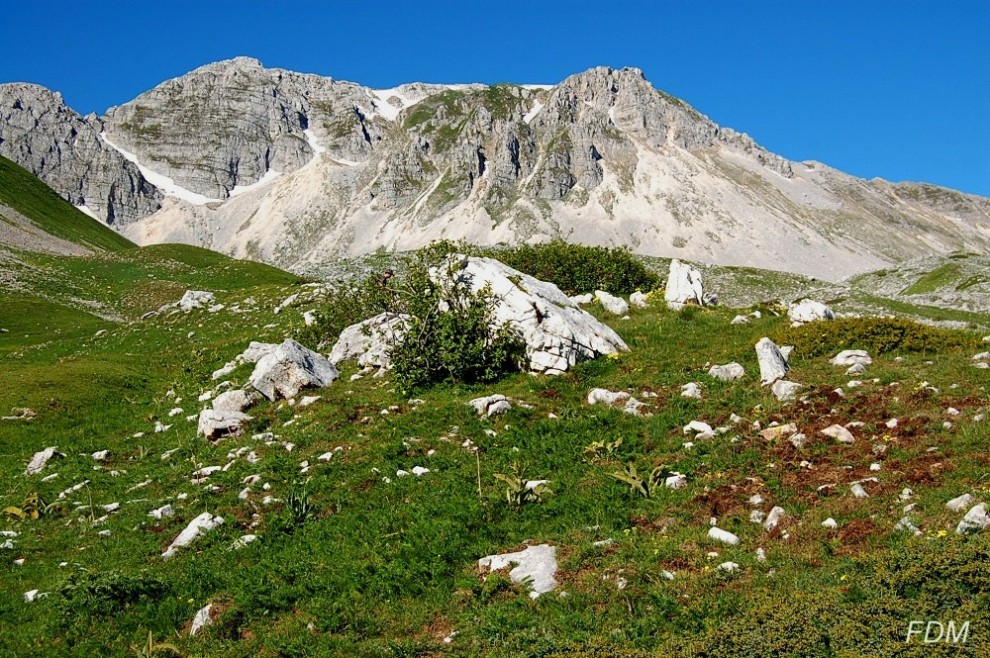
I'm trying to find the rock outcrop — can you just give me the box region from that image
[0,83,162,224]
[249,339,339,400]
[665,259,705,310]
[328,312,410,370]
[755,337,790,385]
[432,255,628,375]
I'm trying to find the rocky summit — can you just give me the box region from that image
[2,57,989,280]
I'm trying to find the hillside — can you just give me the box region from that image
[0,156,135,254]
[2,58,989,280]
[2,231,990,655]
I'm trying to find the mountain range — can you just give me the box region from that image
[2,56,988,280]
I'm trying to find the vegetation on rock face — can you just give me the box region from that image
[775,316,979,359]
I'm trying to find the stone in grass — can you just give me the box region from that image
[683,420,714,439]
[587,388,645,415]
[328,312,410,371]
[708,527,740,545]
[681,383,702,399]
[249,339,339,401]
[432,256,628,375]
[162,512,224,559]
[821,424,855,444]
[895,517,922,537]
[177,290,215,312]
[212,390,258,413]
[830,350,872,367]
[759,423,797,441]
[197,409,252,441]
[755,338,789,385]
[189,603,213,636]
[946,493,974,512]
[629,291,649,308]
[771,381,802,402]
[787,299,834,325]
[664,259,705,310]
[763,506,786,531]
[469,394,511,417]
[708,362,745,382]
[25,447,64,476]
[956,504,990,535]
[478,544,558,599]
[595,290,629,316]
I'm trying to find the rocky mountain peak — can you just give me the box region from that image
[0,82,161,224]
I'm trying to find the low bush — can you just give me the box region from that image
[774,317,977,359]
[387,256,524,392]
[303,244,525,392]
[478,240,661,295]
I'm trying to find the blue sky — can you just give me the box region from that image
[2,1,987,196]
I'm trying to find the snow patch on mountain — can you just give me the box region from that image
[100,132,219,205]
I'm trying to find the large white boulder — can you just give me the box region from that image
[249,339,339,400]
[328,312,410,370]
[432,256,628,375]
[755,337,790,385]
[788,299,834,324]
[478,544,558,599]
[197,409,252,440]
[664,259,704,310]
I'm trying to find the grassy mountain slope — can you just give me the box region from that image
[2,252,989,655]
[0,156,135,253]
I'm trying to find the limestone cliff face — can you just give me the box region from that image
[0,83,161,224]
[2,59,989,280]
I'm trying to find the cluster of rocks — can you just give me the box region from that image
[334,256,629,377]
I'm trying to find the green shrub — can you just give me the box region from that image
[304,244,525,392]
[388,258,525,392]
[295,273,394,350]
[774,317,977,359]
[478,240,660,295]
[55,570,169,618]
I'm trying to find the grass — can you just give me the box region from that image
[2,246,989,656]
[903,263,964,295]
[0,156,135,253]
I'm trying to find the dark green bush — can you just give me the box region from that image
[388,270,525,393]
[478,240,660,295]
[303,243,525,392]
[55,570,169,617]
[774,317,977,359]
